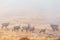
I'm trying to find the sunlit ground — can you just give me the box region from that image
[0,18,60,40]
[0,27,60,40]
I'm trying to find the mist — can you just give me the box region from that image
[0,0,60,24]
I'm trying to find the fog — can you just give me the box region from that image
[0,0,60,24]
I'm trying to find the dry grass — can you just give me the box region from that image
[0,20,60,40]
[0,37,60,40]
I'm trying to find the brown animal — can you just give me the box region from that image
[57,38,60,40]
[19,37,30,40]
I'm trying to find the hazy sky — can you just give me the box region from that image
[0,0,60,24]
